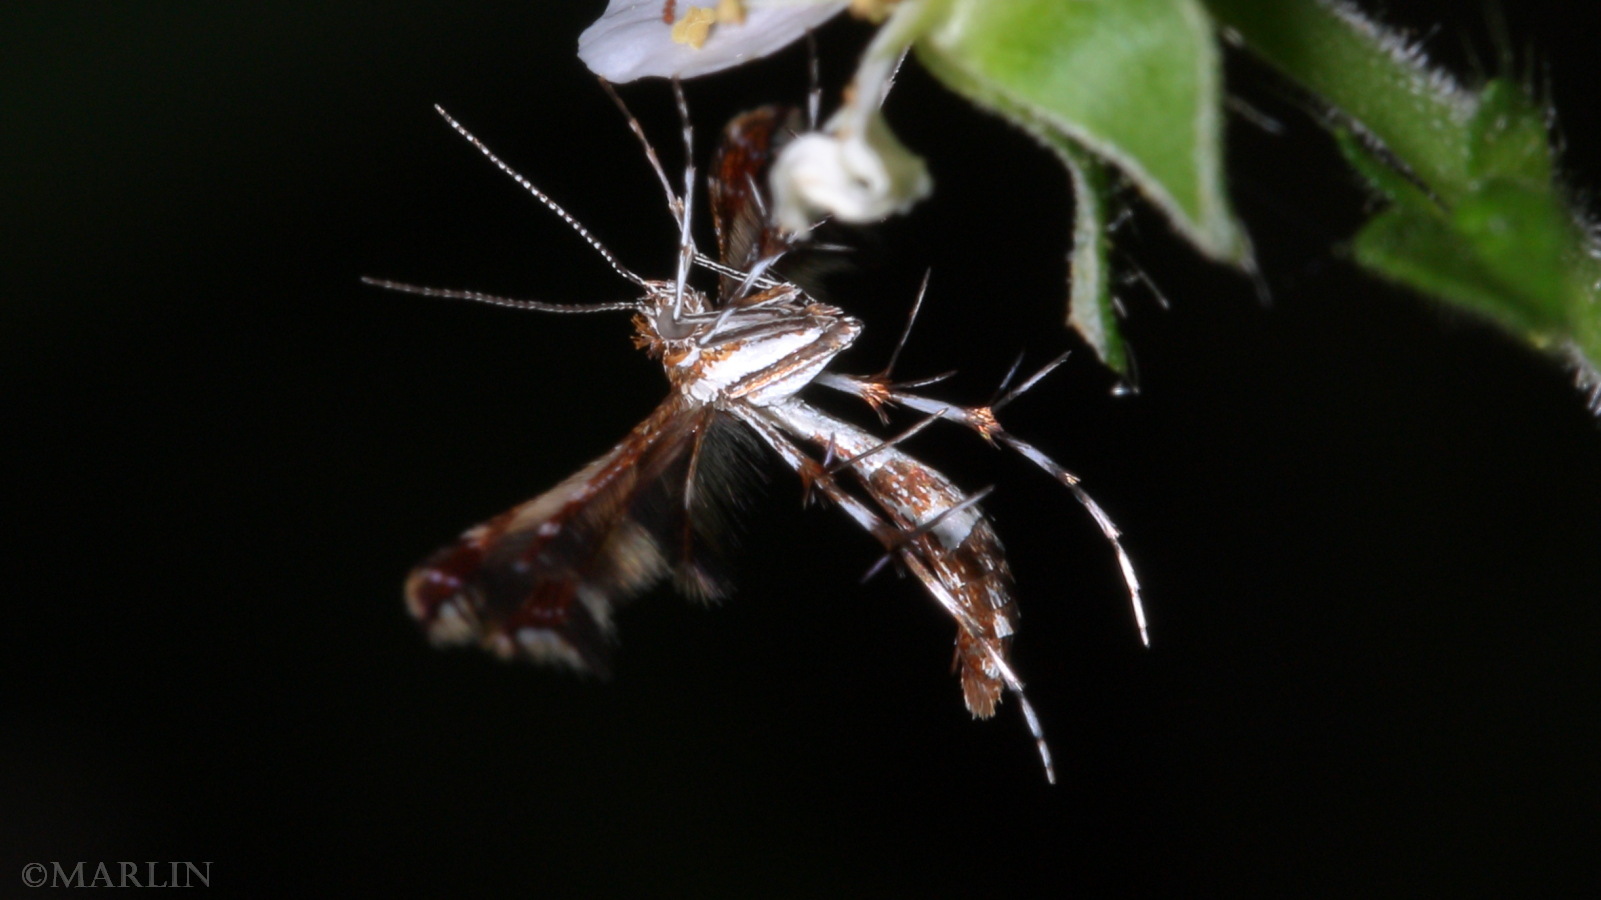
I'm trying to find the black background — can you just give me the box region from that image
[6,2,1600,895]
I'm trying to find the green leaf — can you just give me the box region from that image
[1337,79,1597,360]
[1055,140,1125,375]
[1353,177,1581,344]
[1334,131,1433,210]
[1353,208,1535,333]
[915,0,1247,264]
[1208,0,1601,388]
[1464,80,1552,188]
[1202,0,1476,197]
[1453,181,1573,324]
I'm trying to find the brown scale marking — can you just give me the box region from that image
[967,406,1003,443]
[725,318,858,400]
[406,514,512,625]
[708,107,803,284]
[901,525,1013,718]
[404,398,703,672]
[854,456,1018,718]
[732,284,797,309]
[699,343,739,364]
[631,314,665,358]
[855,379,893,415]
[933,531,1016,718]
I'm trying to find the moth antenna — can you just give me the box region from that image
[692,252,782,293]
[432,105,647,288]
[597,77,686,223]
[692,254,740,281]
[878,269,931,381]
[360,277,642,314]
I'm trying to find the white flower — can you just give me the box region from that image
[770,108,930,231]
[579,0,937,232]
[769,0,934,231]
[579,0,848,83]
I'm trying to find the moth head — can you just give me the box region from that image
[631,284,714,365]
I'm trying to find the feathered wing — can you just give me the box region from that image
[750,399,1019,718]
[404,396,754,676]
[708,105,803,298]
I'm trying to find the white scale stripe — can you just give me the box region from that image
[760,399,981,550]
[733,403,1055,784]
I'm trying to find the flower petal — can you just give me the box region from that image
[579,0,848,82]
[768,0,935,231]
[770,110,931,231]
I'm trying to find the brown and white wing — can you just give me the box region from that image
[751,399,1019,719]
[404,396,753,676]
[708,105,803,299]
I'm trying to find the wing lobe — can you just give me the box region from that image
[405,396,755,675]
[709,106,803,299]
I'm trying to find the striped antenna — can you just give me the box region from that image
[432,105,647,288]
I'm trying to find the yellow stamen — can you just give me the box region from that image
[669,6,717,48]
